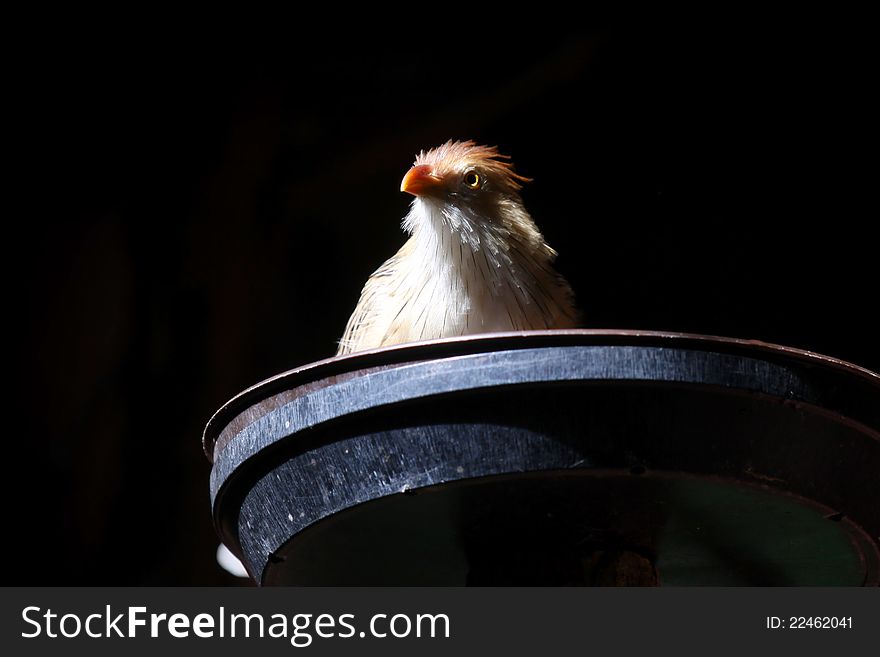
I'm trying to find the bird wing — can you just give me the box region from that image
[336,239,415,355]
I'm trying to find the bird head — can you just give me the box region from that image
[399,140,533,238]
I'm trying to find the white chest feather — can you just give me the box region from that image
[337,198,577,354]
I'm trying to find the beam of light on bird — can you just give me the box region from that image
[338,140,579,355]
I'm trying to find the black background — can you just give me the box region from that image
[13,23,876,585]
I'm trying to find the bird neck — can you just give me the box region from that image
[403,197,546,272]
[398,197,564,331]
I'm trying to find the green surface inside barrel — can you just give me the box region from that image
[264,472,873,586]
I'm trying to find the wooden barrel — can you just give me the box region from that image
[204,331,880,585]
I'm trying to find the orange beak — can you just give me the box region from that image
[400,164,441,196]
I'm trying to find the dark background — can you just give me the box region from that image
[13,25,875,585]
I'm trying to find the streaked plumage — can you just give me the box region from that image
[337,140,578,355]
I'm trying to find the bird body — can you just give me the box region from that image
[337,141,578,355]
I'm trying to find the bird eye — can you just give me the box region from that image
[463,171,481,189]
